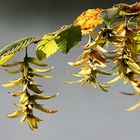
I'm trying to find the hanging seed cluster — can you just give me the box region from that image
[68,3,140,111]
[2,55,58,131]
[0,2,139,131]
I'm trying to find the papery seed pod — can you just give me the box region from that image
[28,84,44,94]
[26,114,43,131]
[68,58,88,66]
[30,73,53,79]
[30,67,54,73]
[27,57,48,67]
[8,108,26,118]
[2,61,23,67]
[125,102,140,112]
[10,91,25,97]
[5,68,21,74]
[2,77,24,88]
[30,93,59,100]
[20,93,29,104]
[33,101,58,114]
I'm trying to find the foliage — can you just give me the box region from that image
[0,36,37,66]
[73,8,103,34]
[0,2,139,130]
[36,25,82,60]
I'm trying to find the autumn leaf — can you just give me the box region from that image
[113,2,140,16]
[133,18,140,32]
[137,17,140,25]
[73,8,103,34]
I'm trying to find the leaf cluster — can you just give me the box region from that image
[0,2,139,130]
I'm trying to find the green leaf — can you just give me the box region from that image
[36,25,82,60]
[99,7,120,25]
[36,34,59,60]
[55,25,82,54]
[0,36,38,66]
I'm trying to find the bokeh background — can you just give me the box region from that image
[0,0,139,140]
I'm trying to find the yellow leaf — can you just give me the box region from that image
[36,34,59,60]
[73,8,103,34]
[0,53,14,66]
